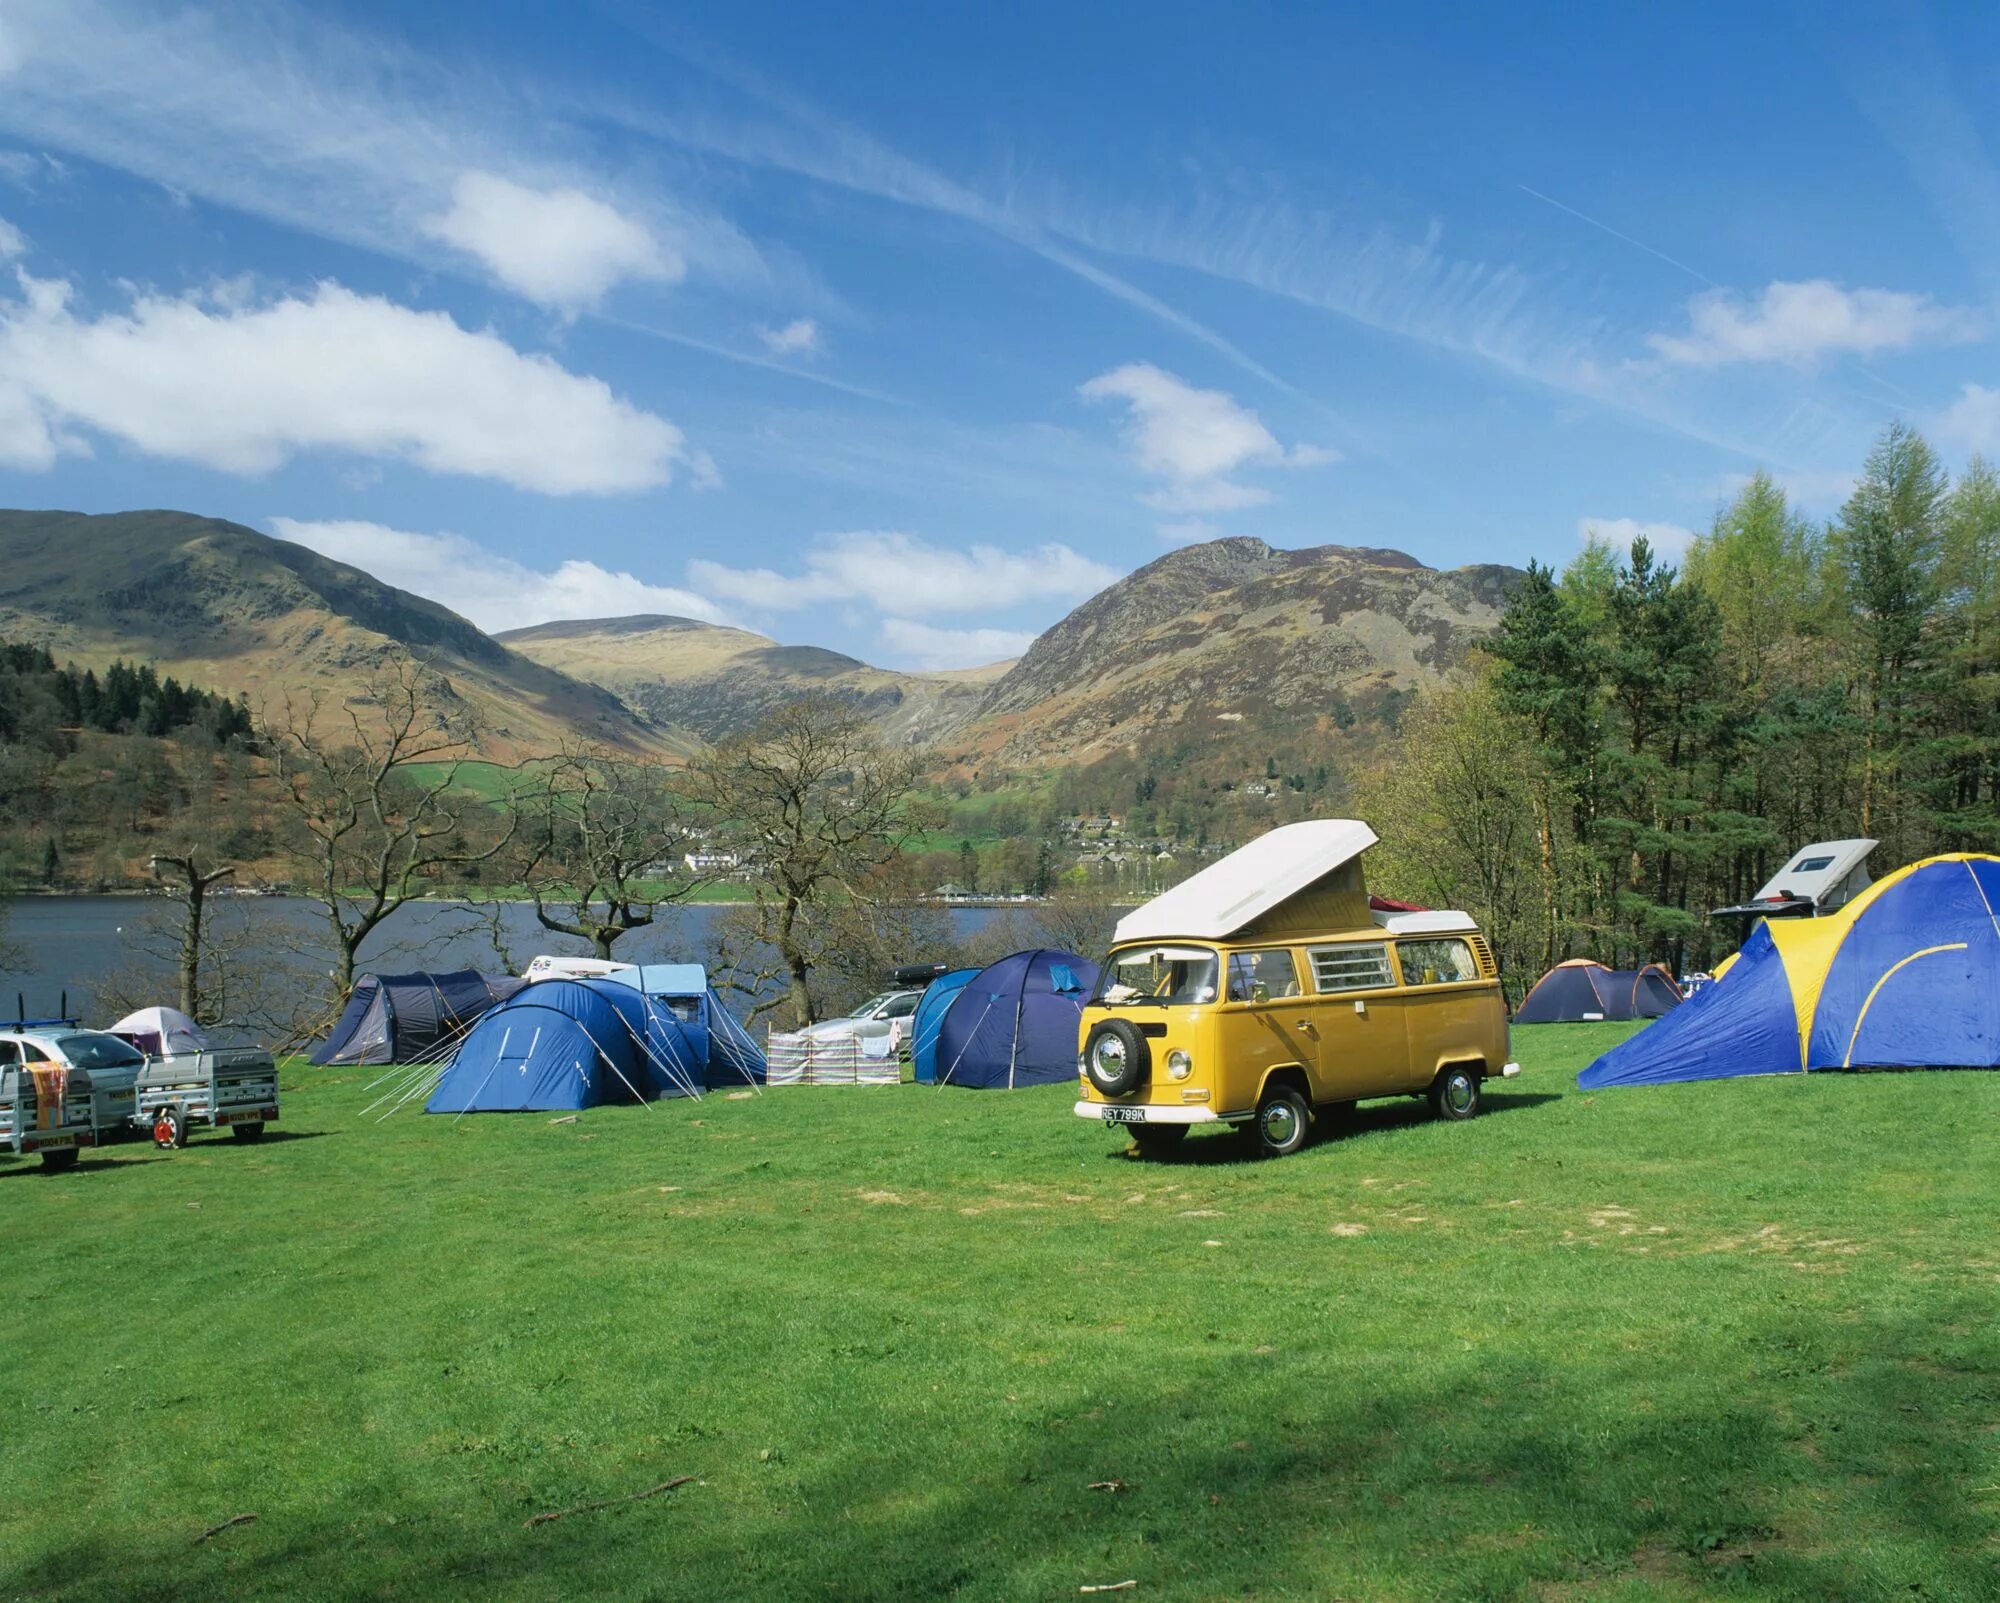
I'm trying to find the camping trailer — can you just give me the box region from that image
[1711,839,1877,930]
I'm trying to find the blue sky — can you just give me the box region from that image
[1,0,1996,668]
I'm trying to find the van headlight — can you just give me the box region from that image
[1167,1050,1193,1080]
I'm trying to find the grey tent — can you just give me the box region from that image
[310,971,524,1066]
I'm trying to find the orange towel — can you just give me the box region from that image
[28,1064,68,1130]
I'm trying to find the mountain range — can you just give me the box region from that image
[0,509,1520,770]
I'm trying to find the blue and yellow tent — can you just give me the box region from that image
[1581,854,2000,1088]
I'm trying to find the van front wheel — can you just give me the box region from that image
[1429,1065,1482,1122]
[1254,1085,1312,1158]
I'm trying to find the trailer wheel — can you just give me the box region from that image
[153,1106,188,1150]
[39,1147,80,1172]
[231,1121,265,1142]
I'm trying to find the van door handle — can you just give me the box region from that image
[1294,1020,1315,1034]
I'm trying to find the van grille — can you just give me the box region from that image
[1468,935,1497,978]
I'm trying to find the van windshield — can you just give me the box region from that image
[1094,947,1219,1007]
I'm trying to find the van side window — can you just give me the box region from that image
[0,1040,17,1065]
[1309,943,1394,993]
[1397,938,1479,986]
[1228,950,1301,1002]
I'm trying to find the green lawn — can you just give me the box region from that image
[3,1025,1994,1601]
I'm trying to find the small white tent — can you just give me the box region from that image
[107,1006,210,1060]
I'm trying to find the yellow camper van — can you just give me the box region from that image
[1075,820,1517,1157]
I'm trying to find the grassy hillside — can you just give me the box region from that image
[0,510,685,762]
[498,614,1005,747]
[962,538,1518,770]
[3,1026,1993,1601]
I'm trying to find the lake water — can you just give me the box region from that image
[0,896,1007,1025]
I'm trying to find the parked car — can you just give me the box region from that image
[1075,820,1519,1158]
[0,1029,101,1170]
[0,1023,144,1158]
[794,990,924,1052]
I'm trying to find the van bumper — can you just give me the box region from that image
[1074,1101,1223,1126]
[1498,1062,1521,1078]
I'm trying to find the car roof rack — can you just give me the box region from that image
[10,991,75,1030]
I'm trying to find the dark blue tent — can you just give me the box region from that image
[312,970,522,1066]
[910,968,978,1084]
[1515,960,1681,1024]
[1580,853,2000,1089]
[425,978,678,1113]
[932,949,1098,1090]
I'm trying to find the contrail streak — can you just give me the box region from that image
[1517,184,1717,288]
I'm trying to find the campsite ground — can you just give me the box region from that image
[2,1025,1994,1601]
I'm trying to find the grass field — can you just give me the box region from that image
[3,1025,1995,1601]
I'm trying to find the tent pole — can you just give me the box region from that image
[1007,958,1030,1091]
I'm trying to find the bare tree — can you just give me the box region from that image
[148,848,236,1018]
[521,747,706,959]
[1031,880,1124,959]
[687,694,931,1027]
[95,900,327,1048]
[263,652,517,1001]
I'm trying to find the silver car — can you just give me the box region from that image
[793,990,923,1052]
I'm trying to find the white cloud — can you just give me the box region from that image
[689,530,1120,617]
[756,317,821,357]
[0,273,695,492]
[877,618,1033,671]
[1578,516,1698,561]
[0,2,772,305]
[0,18,21,78]
[1647,279,1982,367]
[268,519,728,634]
[422,170,679,312]
[1080,362,1335,512]
[0,216,22,260]
[1940,383,2000,454]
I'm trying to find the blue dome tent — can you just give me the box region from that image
[1514,960,1682,1024]
[424,979,676,1113]
[420,965,765,1115]
[930,949,1098,1090]
[910,968,979,1084]
[311,970,523,1066]
[1581,854,2000,1088]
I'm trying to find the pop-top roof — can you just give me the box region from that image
[1372,909,1478,936]
[1750,839,1877,908]
[599,963,708,998]
[1114,820,1378,943]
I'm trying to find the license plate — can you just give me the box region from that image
[1101,1105,1147,1124]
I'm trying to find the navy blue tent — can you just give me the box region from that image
[910,968,979,1084]
[1514,961,1682,1024]
[312,970,522,1066]
[932,949,1098,1089]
